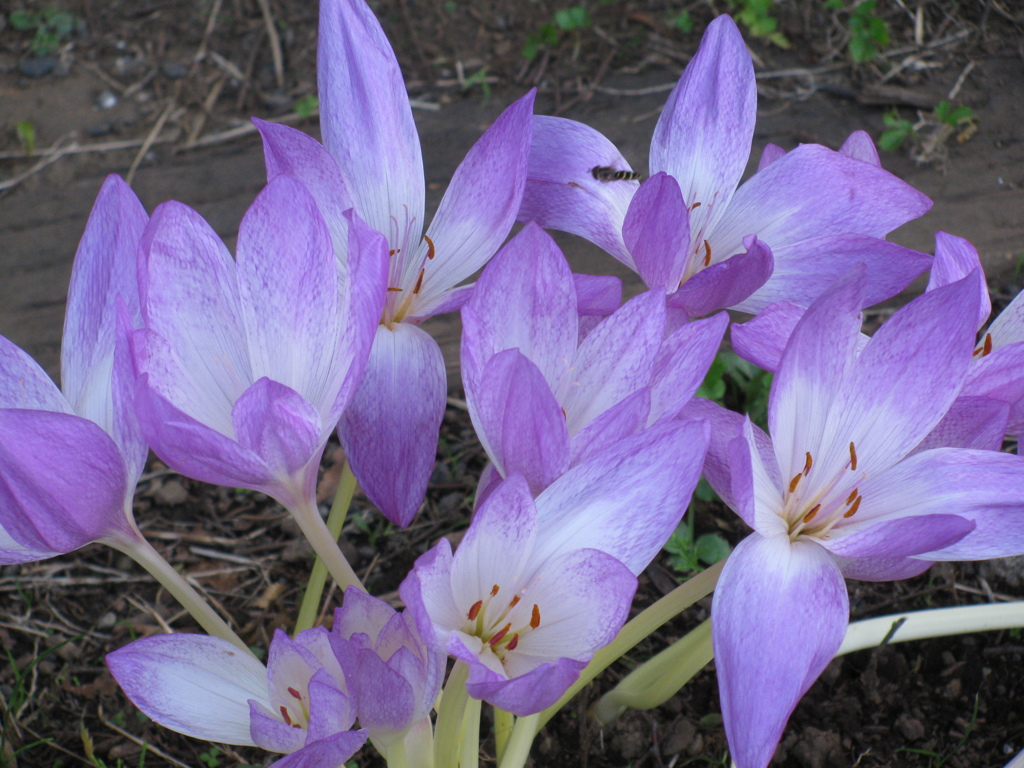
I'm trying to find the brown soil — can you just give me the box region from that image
[2,2,1024,767]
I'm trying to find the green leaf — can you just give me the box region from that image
[555,6,590,31]
[16,120,36,156]
[293,94,318,119]
[879,127,909,152]
[9,10,38,31]
[671,9,694,33]
[695,533,731,565]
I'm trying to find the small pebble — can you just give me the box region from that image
[160,61,187,79]
[96,90,118,109]
[96,611,118,630]
[18,56,56,78]
[155,479,189,506]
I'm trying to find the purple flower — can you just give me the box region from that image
[462,222,727,500]
[330,587,444,755]
[685,266,1024,768]
[107,630,367,768]
[130,174,386,587]
[519,16,931,317]
[0,175,149,563]
[253,0,535,527]
[400,418,710,715]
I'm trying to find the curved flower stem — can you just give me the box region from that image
[294,460,358,633]
[287,494,363,596]
[460,696,481,768]
[591,619,712,725]
[537,558,724,730]
[493,707,514,763]
[107,532,252,655]
[496,714,539,768]
[839,601,1024,655]
[434,661,470,768]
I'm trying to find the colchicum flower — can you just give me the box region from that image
[107,629,367,768]
[253,0,535,527]
[0,176,149,565]
[518,15,932,318]
[462,222,727,501]
[684,266,1024,768]
[401,419,710,715]
[130,174,386,590]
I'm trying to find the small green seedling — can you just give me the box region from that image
[522,5,591,61]
[15,121,36,156]
[934,99,975,129]
[727,0,789,48]
[293,94,319,119]
[9,8,77,56]
[847,0,889,62]
[879,109,915,152]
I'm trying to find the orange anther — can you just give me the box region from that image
[702,239,712,267]
[287,687,302,701]
[467,600,483,621]
[849,442,858,471]
[280,706,293,726]
[424,234,436,260]
[491,584,500,597]
[506,634,520,651]
[530,604,541,629]
[489,623,511,646]
[843,495,862,518]
[387,286,402,293]
[845,488,859,505]
[803,504,821,524]
[509,595,521,608]
[803,452,813,476]
[788,473,802,493]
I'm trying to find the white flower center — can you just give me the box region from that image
[461,583,542,664]
[781,441,865,541]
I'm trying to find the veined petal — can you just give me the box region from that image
[569,388,650,467]
[648,312,730,424]
[317,0,424,242]
[927,231,990,331]
[137,202,251,418]
[465,656,586,717]
[735,234,931,315]
[463,222,577,391]
[914,396,1010,453]
[733,418,787,537]
[668,235,773,317]
[253,119,355,257]
[835,555,933,582]
[266,731,368,768]
[650,15,755,235]
[730,301,806,373]
[961,343,1024,435]
[574,273,622,316]
[469,350,570,494]
[232,378,323,485]
[622,172,690,291]
[0,410,131,554]
[519,116,636,266]
[713,144,932,265]
[756,143,786,172]
[0,336,69,412]
[338,323,445,527]
[560,289,665,435]
[829,271,981,475]
[769,266,865,485]
[989,290,1024,349]
[856,448,1024,561]
[820,514,974,560]
[713,534,848,768]
[0,521,54,565]
[414,91,536,307]
[405,283,475,322]
[838,131,881,166]
[399,540,460,652]
[62,175,147,421]
[331,642,416,738]
[236,176,341,417]
[532,419,709,574]
[106,634,268,746]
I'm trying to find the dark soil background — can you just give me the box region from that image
[2,1,1024,767]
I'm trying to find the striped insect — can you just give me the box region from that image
[590,165,642,183]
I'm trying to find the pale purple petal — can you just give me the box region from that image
[839,131,881,166]
[465,656,586,717]
[756,143,786,172]
[913,396,1009,453]
[235,176,343,423]
[0,522,53,565]
[462,222,577,391]
[713,534,848,768]
[829,272,981,474]
[406,283,474,322]
[0,336,68,412]
[821,515,974,560]
[250,701,306,753]
[106,634,267,746]
[649,312,730,423]
[561,289,665,434]
[736,234,931,314]
[338,323,446,527]
[730,301,805,373]
[989,290,1024,349]
[568,388,650,467]
[650,15,755,235]
[62,175,148,420]
[574,274,622,316]
[856,448,1024,561]
[415,90,535,307]
[305,672,354,742]
[531,419,709,573]
[669,235,773,317]
[519,116,636,266]
[137,202,250,426]
[398,539,459,652]
[622,172,690,291]
[0,410,131,554]
[332,641,417,738]
[317,0,423,241]
[253,119,355,254]
[926,231,990,331]
[232,378,323,482]
[469,350,570,494]
[835,556,934,582]
[266,731,368,768]
[713,144,932,264]
[769,266,865,483]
